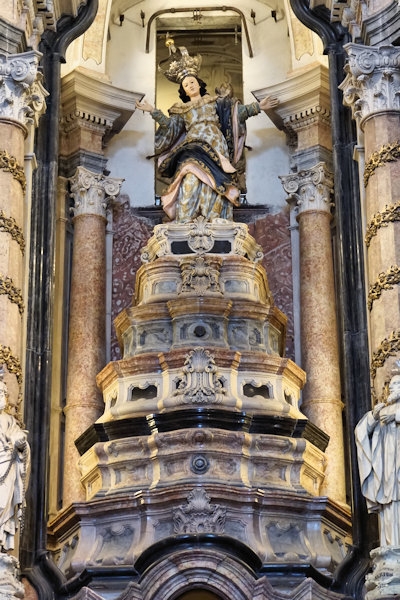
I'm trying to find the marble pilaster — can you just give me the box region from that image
[0,50,47,412]
[280,163,346,503]
[63,166,123,506]
[340,43,400,401]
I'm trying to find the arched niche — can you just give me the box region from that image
[176,592,223,600]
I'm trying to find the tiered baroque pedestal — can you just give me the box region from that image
[48,219,351,600]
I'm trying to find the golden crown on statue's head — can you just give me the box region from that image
[158,46,202,84]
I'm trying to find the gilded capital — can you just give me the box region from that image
[69,166,124,219]
[279,162,334,215]
[339,43,400,126]
[0,51,49,127]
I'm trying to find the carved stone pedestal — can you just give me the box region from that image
[0,554,24,600]
[365,547,400,600]
[48,219,351,599]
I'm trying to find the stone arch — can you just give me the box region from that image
[132,537,262,600]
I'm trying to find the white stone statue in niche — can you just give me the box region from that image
[0,365,30,552]
[355,363,400,547]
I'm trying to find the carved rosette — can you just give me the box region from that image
[339,43,400,126]
[69,166,124,220]
[0,51,49,127]
[279,162,334,216]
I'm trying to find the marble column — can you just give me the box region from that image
[340,43,400,402]
[0,51,47,414]
[63,167,123,506]
[280,163,346,503]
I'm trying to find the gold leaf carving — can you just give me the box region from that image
[364,142,400,187]
[371,330,400,402]
[368,265,400,310]
[0,210,25,254]
[0,150,26,192]
[0,273,24,314]
[0,345,23,418]
[365,201,400,247]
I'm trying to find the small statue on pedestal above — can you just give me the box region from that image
[355,361,400,547]
[0,365,30,552]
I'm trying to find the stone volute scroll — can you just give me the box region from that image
[355,359,400,599]
[69,166,125,220]
[0,51,48,128]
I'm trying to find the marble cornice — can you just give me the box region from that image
[69,166,124,219]
[60,68,144,146]
[340,43,400,127]
[252,63,331,134]
[279,162,334,215]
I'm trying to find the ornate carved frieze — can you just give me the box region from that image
[364,142,400,187]
[0,150,26,192]
[368,265,400,310]
[173,347,227,405]
[173,487,226,534]
[69,166,124,219]
[0,51,48,126]
[0,209,25,253]
[280,162,334,215]
[0,274,24,314]
[365,201,400,246]
[179,254,222,296]
[340,44,400,125]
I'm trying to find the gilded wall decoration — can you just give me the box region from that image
[0,210,25,253]
[370,330,400,399]
[364,142,400,187]
[0,345,23,417]
[365,201,400,247]
[368,265,400,310]
[0,274,24,314]
[0,150,26,192]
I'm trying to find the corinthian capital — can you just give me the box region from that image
[339,43,400,126]
[279,162,334,215]
[0,51,49,127]
[69,166,124,219]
